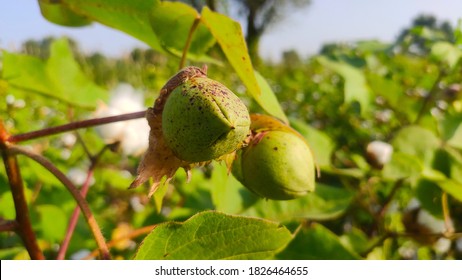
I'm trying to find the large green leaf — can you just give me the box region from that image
[241,184,354,222]
[391,125,440,166]
[39,0,92,27]
[290,118,334,168]
[3,38,107,108]
[134,211,292,259]
[59,0,164,51]
[150,1,215,57]
[317,56,371,113]
[277,223,359,260]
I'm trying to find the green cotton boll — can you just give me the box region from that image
[162,77,250,162]
[237,130,315,200]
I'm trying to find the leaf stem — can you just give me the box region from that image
[442,192,455,235]
[179,15,201,70]
[9,145,111,260]
[8,110,146,143]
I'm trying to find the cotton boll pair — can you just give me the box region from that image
[95,84,149,156]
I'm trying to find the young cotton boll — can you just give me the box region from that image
[94,84,149,156]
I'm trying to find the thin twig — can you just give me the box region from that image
[179,15,201,70]
[379,179,404,217]
[9,145,111,260]
[441,192,455,235]
[56,169,95,260]
[57,144,110,260]
[0,219,19,232]
[83,224,157,260]
[1,148,45,259]
[8,110,146,143]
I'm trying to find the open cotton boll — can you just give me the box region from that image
[94,83,149,156]
[119,120,149,156]
[417,209,450,234]
[95,106,126,143]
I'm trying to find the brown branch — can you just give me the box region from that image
[1,148,45,260]
[179,15,201,70]
[8,110,146,143]
[57,144,110,260]
[9,145,111,260]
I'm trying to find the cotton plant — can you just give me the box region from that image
[94,83,149,156]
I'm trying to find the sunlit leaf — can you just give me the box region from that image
[39,0,91,27]
[150,1,215,56]
[317,56,371,114]
[201,8,264,109]
[3,38,107,108]
[254,71,288,123]
[431,42,462,69]
[134,211,292,260]
[60,0,163,51]
[277,223,359,260]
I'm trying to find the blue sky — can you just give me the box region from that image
[1,0,461,61]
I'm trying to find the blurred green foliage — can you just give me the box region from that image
[1,2,462,260]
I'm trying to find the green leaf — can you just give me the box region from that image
[455,19,462,46]
[60,0,164,51]
[277,223,359,260]
[431,42,462,69]
[317,56,371,114]
[422,168,462,203]
[134,211,292,260]
[438,113,462,149]
[391,125,440,166]
[210,163,258,214]
[36,204,67,243]
[242,184,354,222]
[46,38,108,106]
[290,118,334,168]
[254,71,288,123]
[382,152,423,181]
[201,8,266,113]
[3,38,107,108]
[150,1,215,56]
[39,0,91,27]
[415,179,443,218]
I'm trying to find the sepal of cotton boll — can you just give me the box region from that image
[366,140,393,169]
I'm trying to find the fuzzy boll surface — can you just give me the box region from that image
[240,130,315,200]
[162,77,250,162]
